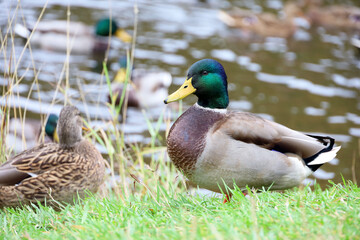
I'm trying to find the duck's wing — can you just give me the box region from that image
[0,143,82,186]
[0,143,51,186]
[217,112,280,148]
[215,112,340,168]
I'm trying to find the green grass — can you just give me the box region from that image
[1,181,359,239]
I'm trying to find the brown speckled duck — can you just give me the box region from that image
[218,2,307,38]
[164,59,340,200]
[0,106,105,208]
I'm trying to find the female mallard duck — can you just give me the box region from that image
[305,0,360,30]
[218,2,307,38]
[0,106,105,208]
[109,56,172,109]
[14,18,132,53]
[6,114,59,154]
[164,59,340,199]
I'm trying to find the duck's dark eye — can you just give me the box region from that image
[202,70,208,75]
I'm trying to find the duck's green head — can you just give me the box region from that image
[95,18,132,43]
[45,114,59,142]
[164,59,229,109]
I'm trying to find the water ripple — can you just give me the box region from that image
[256,72,357,98]
[210,49,237,62]
[332,74,360,89]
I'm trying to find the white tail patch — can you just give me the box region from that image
[14,24,30,38]
[308,146,341,165]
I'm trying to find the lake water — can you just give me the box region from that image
[0,0,359,187]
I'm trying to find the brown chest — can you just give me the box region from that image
[166,105,225,175]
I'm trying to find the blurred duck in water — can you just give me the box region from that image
[108,56,172,109]
[302,0,360,58]
[218,2,309,38]
[14,18,132,54]
[3,114,58,154]
[0,106,105,208]
[304,0,360,30]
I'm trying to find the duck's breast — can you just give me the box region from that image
[167,105,225,175]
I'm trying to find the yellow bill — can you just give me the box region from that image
[114,68,127,83]
[164,78,196,104]
[115,29,132,43]
[53,129,59,143]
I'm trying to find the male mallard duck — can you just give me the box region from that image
[164,59,340,199]
[109,56,172,109]
[0,106,105,208]
[218,2,308,38]
[305,0,360,30]
[14,18,132,53]
[5,114,59,154]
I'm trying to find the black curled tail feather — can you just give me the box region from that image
[306,134,334,147]
[303,135,335,172]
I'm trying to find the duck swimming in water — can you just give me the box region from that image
[5,113,58,154]
[219,2,308,38]
[109,56,172,109]
[14,18,132,53]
